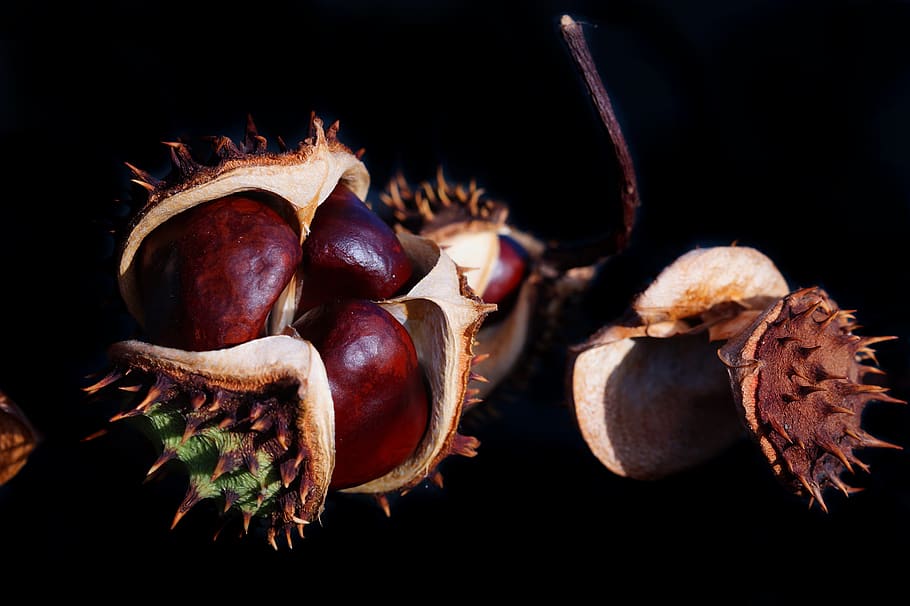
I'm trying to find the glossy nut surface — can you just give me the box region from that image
[298,183,414,312]
[482,234,530,307]
[293,298,430,490]
[137,194,301,351]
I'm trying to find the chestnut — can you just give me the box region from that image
[480,234,530,320]
[137,194,301,351]
[293,299,429,490]
[298,182,414,312]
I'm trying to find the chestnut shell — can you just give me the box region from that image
[88,115,493,548]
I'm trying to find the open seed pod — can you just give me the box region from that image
[0,389,38,485]
[569,244,904,509]
[719,285,904,510]
[85,114,493,549]
[568,245,791,480]
[378,168,632,401]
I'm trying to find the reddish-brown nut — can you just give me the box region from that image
[137,195,302,350]
[293,299,429,490]
[298,182,413,313]
[480,234,530,315]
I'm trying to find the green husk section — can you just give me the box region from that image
[142,402,283,517]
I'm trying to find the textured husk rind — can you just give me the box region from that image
[107,336,336,520]
[718,286,903,505]
[568,246,790,479]
[0,390,38,485]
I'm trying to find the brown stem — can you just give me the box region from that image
[545,14,641,271]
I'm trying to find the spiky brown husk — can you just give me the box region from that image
[0,390,37,485]
[379,169,600,401]
[719,286,904,510]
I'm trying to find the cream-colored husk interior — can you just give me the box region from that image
[345,233,493,494]
[118,144,368,328]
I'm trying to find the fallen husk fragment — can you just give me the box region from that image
[0,389,38,485]
[718,285,904,510]
[569,244,904,509]
[569,245,792,480]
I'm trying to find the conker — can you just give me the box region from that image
[293,299,429,490]
[298,182,414,312]
[481,234,530,317]
[137,195,301,351]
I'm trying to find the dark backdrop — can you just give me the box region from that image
[2,1,909,601]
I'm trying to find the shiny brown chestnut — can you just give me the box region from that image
[137,194,302,351]
[298,183,414,313]
[481,233,531,319]
[293,299,429,490]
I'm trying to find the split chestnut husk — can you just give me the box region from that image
[85,115,493,548]
[568,245,903,509]
[377,164,635,401]
[0,389,38,485]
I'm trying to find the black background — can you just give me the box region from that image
[3,1,910,601]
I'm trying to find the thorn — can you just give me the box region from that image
[830,404,856,415]
[179,415,204,446]
[280,458,299,488]
[211,451,235,482]
[189,392,206,410]
[82,369,124,394]
[130,178,156,193]
[472,353,491,365]
[793,298,824,319]
[285,527,294,549]
[767,417,792,444]
[451,433,480,458]
[222,490,239,512]
[858,335,899,348]
[830,474,864,497]
[81,428,109,442]
[818,310,843,331]
[810,483,828,513]
[374,493,391,518]
[146,449,177,478]
[822,441,854,474]
[134,379,166,413]
[469,372,489,384]
[856,430,903,451]
[171,485,202,529]
[250,416,273,433]
[108,407,143,422]
[798,344,823,355]
[431,471,444,489]
[276,418,292,451]
[123,161,160,185]
[243,511,253,533]
[268,528,278,551]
